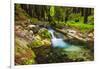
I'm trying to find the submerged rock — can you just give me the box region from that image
[63,46,94,61]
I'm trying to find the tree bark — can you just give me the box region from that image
[84,8,88,23]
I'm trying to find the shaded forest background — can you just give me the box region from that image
[16,4,94,23]
[15,4,94,33]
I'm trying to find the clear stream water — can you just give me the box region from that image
[48,28,82,52]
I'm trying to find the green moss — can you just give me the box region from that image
[68,13,82,22]
[23,59,35,65]
[50,21,66,29]
[31,18,39,24]
[38,28,51,39]
[31,40,43,48]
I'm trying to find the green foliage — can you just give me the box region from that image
[54,7,65,21]
[67,22,94,33]
[31,18,39,24]
[88,15,94,25]
[50,6,55,17]
[54,21,66,29]
[68,13,82,22]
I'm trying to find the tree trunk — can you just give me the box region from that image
[81,8,84,16]
[84,8,88,23]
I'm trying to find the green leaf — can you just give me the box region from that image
[50,6,55,17]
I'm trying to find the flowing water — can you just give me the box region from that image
[48,28,82,51]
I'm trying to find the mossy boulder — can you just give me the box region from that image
[42,39,51,46]
[15,37,36,65]
[38,28,51,39]
[30,39,44,48]
[30,35,51,48]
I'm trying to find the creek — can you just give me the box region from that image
[48,27,82,52]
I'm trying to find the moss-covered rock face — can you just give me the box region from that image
[38,28,51,39]
[30,39,43,48]
[15,37,36,65]
[42,39,51,46]
[29,34,51,48]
